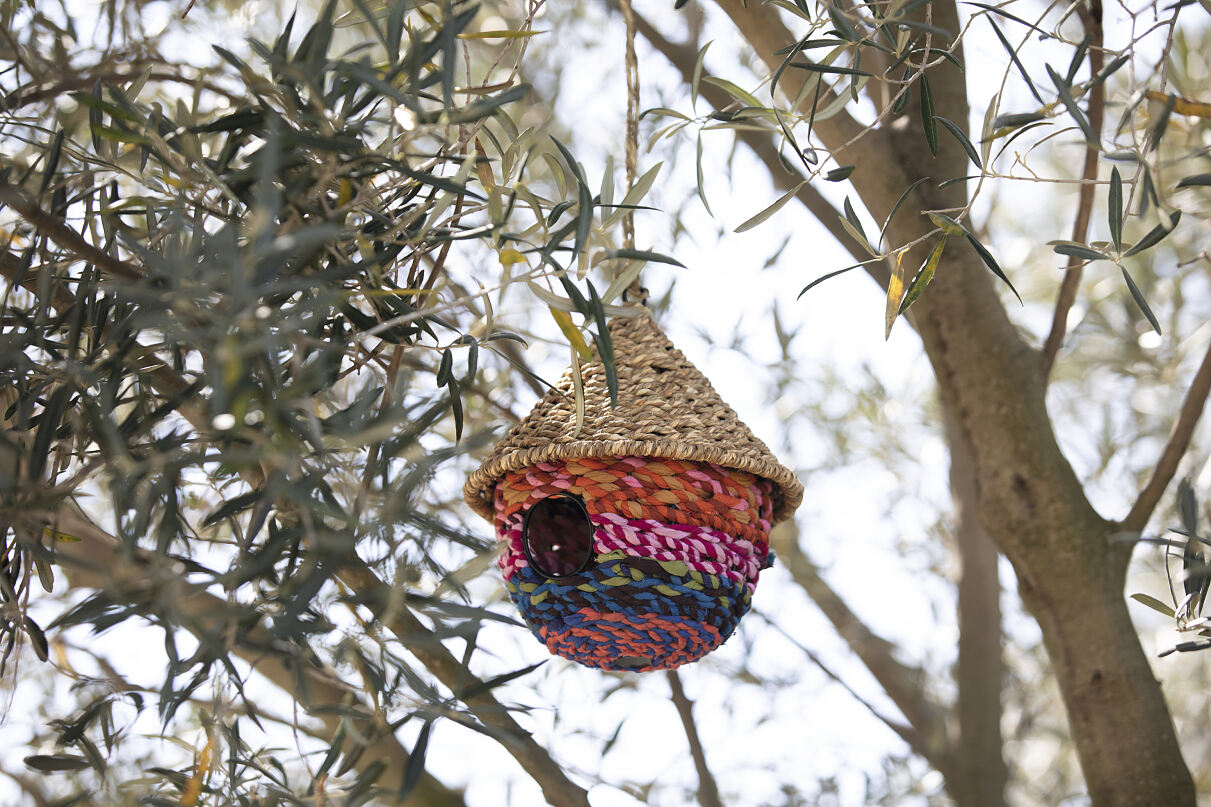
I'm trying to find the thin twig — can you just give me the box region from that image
[26,507,465,807]
[666,671,725,807]
[1041,0,1104,377]
[626,7,889,291]
[772,521,954,775]
[337,562,592,807]
[3,66,240,110]
[0,184,143,281]
[754,610,946,771]
[1123,340,1211,532]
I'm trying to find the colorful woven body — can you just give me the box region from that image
[494,456,773,671]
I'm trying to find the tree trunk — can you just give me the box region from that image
[708,0,1198,800]
[948,414,1008,807]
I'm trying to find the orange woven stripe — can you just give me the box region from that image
[496,456,773,544]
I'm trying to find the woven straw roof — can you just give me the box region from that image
[464,311,804,524]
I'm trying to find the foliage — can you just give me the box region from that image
[0,0,654,801]
[3,0,1211,805]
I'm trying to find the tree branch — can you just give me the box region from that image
[1041,0,1105,377]
[1122,339,1211,532]
[0,183,143,281]
[2,64,241,109]
[666,671,725,807]
[23,505,465,807]
[770,521,955,776]
[946,412,1007,807]
[709,0,870,163]
[628,7,890,291]
[0,249,77,311]
[754,610,942,767]
[336,562,592,807]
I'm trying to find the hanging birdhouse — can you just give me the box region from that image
[464,312,802,672]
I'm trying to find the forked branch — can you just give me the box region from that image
[628,7,890,290]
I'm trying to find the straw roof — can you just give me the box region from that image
[464,310,804,524]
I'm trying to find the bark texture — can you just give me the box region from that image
[948,414,1008,807]
[710,0,1196,802]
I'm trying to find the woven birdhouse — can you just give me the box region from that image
[464,312,802,671]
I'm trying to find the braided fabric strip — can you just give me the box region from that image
[497,512,768,590]
[496,456,774,544]
[505,556,750,671]
[495,454,769,670]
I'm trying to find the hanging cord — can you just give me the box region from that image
[619,0,648,305]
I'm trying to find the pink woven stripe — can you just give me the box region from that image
[496,512,768,590]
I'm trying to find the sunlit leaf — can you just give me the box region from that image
[1131,593,1176,618]
[735,181,807,233]
[898,235,946,316]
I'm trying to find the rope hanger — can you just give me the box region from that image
[618,0,647,305]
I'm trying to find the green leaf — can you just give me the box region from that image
[735,181,807,233]
[1108,167,1123,252]
[965,2,1049,36]
[1121,266,1162,335]
[25,754,91,772]
[691,41,712,107]
[1050,242,1107,261]
[990,112,1047,131]
[550,137,593,261]
[841,196,876,256]
[1178,478,1199,536]
[1130,592,1175,618]
[797,260,875,298]
[399,719,434,801]
[587,282,618,406]
[604,162,662,228]
[695,133,712,215]
[898,235,946,315]
[788,60,872,77]
[700,76,764,108]
[23,617,49,662]
[842,196,867,242]
[934,116,982,168]
[919,74,938,156]
[965,232,1022,304]
[987,20,1044,105]
[447,376,464,442]
[1122,210,1181,258]
[1046,64,1098,146]
[926,212,965,236]
[1089,54,1129,90]
[29,386,71,481]
[827,1,861,41]
[1065,34,1091,85]
[879,177,929,247]
[39,129,65,194]
[1176,174,1211,188]
[608,249,686,268]
[825,165,855,181]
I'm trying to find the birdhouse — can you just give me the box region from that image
[464,311,802,671]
